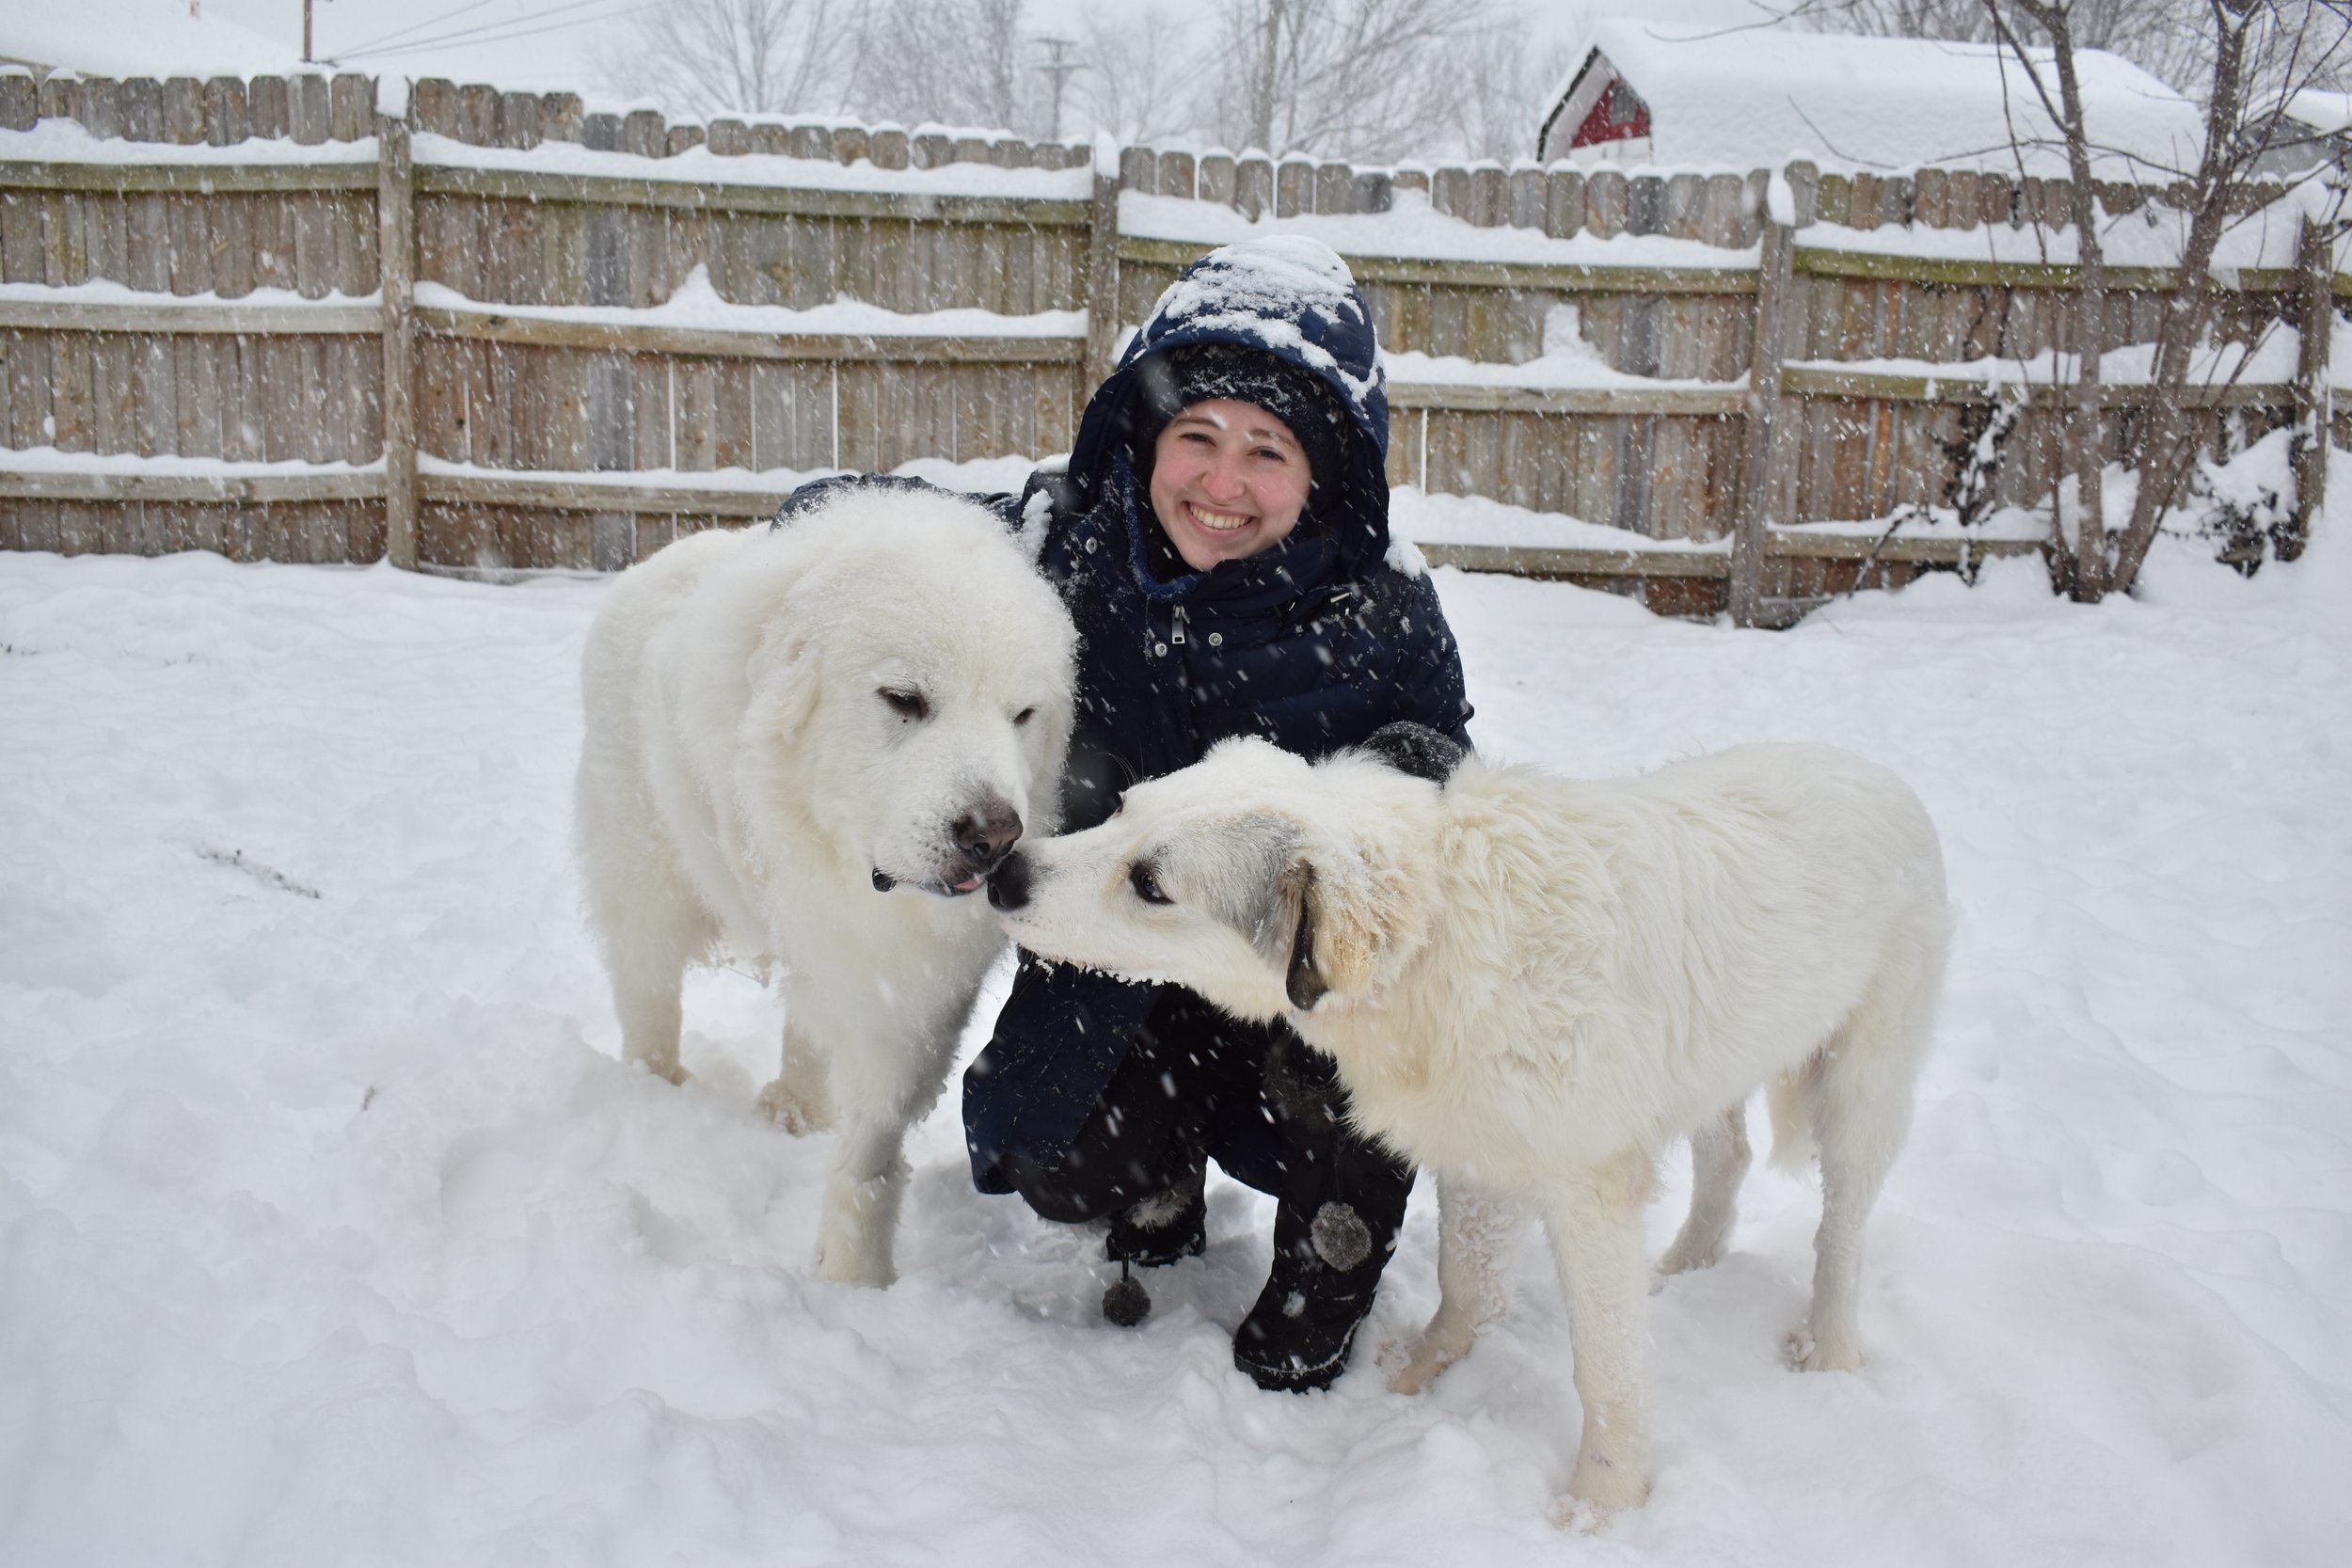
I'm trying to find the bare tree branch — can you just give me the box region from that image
[1071,4,1205,146]
[597,0,855,117]
[848,0,1043,135]
[1200,0,1482,161]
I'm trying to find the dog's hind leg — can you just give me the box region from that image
[1539,1151,1655,1513]
[579,793,708,1086]
[612,959,691,1085]
[1786,931,1943,1372]
[1656,1101,1752,1283]
[757,1012,836,1135]
[1391,1169,1526,1394]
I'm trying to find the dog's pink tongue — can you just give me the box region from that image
[954,876,983,894]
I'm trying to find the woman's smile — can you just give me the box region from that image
[1185,501,1253,532]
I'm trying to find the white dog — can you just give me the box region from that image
[986,730,1947,1513]
[575,486,1075,1286]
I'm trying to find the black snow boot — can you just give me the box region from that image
[1105,1136,1207,1268]
[1232,1200,1393,1392]
[1232,1033,1413,1393]
[1100,1131,1206,1327]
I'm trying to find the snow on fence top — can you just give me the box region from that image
[0,117,378,167]
[1803,201,2341,278]
[412,267,1087,342]
[1120,190,1761,273]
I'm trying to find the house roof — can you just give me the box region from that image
[2284,87,2352,136]
[1542,20,2207,176]
[1,0,300,78]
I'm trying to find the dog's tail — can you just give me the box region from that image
[1765,1065,1820,1175]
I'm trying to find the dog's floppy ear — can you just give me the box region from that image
[1274,845,1396,1012]
[1279,859,1326,1011]
[704,549,832,747]
[741,619,823,742]
[1231,814,1413,1014]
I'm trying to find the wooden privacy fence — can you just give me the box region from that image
[1,70,2345,620]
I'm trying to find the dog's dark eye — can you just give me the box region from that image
[1013,705,1037,727]
[1129,860,1171,906]
[880,688,930,721]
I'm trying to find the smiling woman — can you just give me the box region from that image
[950,237,1476,1391]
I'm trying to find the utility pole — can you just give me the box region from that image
[1034,35,1077,141]
[1252,0,1285,154]
[301,0,335,65]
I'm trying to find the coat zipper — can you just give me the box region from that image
[1169,604,1189,645]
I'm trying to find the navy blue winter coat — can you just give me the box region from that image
[961,238,1473,1193]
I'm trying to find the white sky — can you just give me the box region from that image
[6,1,1778,113]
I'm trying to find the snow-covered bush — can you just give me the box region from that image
[2172,425,2299,578]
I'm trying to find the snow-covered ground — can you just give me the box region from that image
[4,476,2350,1564]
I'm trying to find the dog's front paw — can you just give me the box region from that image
[1563,1452,1650,1515]
[1385,1327,1471,1395]
[1782,1326,1862,1372]
[757,1078,833,1135]
[814,1243,896,1289]
[1546,1495,1614,1533]
[1653,1238,1719,1280]
[630,1054,691,1087]
[1387,1355,1445,1397]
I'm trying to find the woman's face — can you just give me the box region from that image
[1148,399,1313,572]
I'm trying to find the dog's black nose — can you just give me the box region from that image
[955,801,1025,870]
[987,850,1032,911]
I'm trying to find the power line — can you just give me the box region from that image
[336,0,515,60]
[336,0,655,62]
[339,0,642,59]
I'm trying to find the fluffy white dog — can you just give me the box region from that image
[575,486,1075,1286]
[986,729,1947,1513]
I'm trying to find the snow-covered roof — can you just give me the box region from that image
[1541,20,2207,176]
[1,0,301,78]
[2283,87,2352,135]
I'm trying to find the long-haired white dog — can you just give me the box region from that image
[576,486,1075,1286]
[986,727,1947,1513]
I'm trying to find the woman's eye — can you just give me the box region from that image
[1129,862,1171,906]
[881,689,930,721]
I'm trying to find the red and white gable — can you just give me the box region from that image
[1540,49,1651,165]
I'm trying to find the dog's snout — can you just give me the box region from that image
[987,850,1033,911]
[955,800,1025,869]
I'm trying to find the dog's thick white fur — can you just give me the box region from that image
[575,488,1075,1286]
[990,736,1947,1512]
